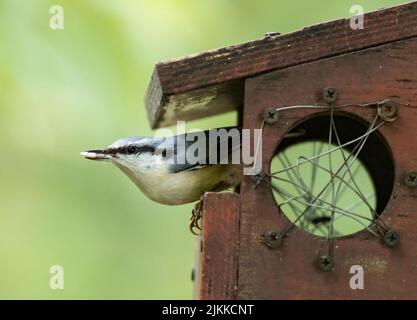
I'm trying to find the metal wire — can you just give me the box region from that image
[255,104,392,243]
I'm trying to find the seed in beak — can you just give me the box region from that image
[80,149,112,160]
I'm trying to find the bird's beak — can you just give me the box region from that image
[80,149,114,161]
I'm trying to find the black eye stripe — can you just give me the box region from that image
[139,146,156,154]
[119,145,155,155]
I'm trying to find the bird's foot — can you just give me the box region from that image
[189,197,204,235]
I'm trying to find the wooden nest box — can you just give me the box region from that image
[145,2,417,299]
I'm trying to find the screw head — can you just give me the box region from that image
[263,108,279,124]
[251,172,266,188]
[405,171,417,188]
[384,230,400,248]
[378,102,398,122]
[263,231,282,249]
[322,87,338,104]
[318,255,334,272]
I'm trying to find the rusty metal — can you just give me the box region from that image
[322,87,338,104]
[378,101,399,122]
[405,171,417,188]
[263,108,279,124]
[384,230,400,248]
[252,172,267,189]
[318,255,334,272]
[263,231,282,249]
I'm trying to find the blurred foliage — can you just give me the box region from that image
[0,0,408,299]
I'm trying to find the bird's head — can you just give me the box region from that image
[81,136,166,175]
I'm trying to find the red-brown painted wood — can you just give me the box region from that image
[146,2,417,128]
[239,37,417,299]
[198,192,240,300]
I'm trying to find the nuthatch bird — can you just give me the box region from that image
[81,127,241,206]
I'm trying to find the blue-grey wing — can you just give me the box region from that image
[161,127,241,173]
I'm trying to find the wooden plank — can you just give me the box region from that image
[145,2,417,128]
[238,37,417,299]
[199,192,240,300]
[147,79,243,128]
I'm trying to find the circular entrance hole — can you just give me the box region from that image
[270,113,395,238]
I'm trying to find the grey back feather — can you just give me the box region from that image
[157,127,241,173]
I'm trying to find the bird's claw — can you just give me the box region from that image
[189,198,204,235]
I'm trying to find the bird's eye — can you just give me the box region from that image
[127,146,137,154]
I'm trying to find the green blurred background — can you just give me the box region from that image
[0,0,409,299]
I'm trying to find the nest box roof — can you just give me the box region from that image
[145,2,417,128]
